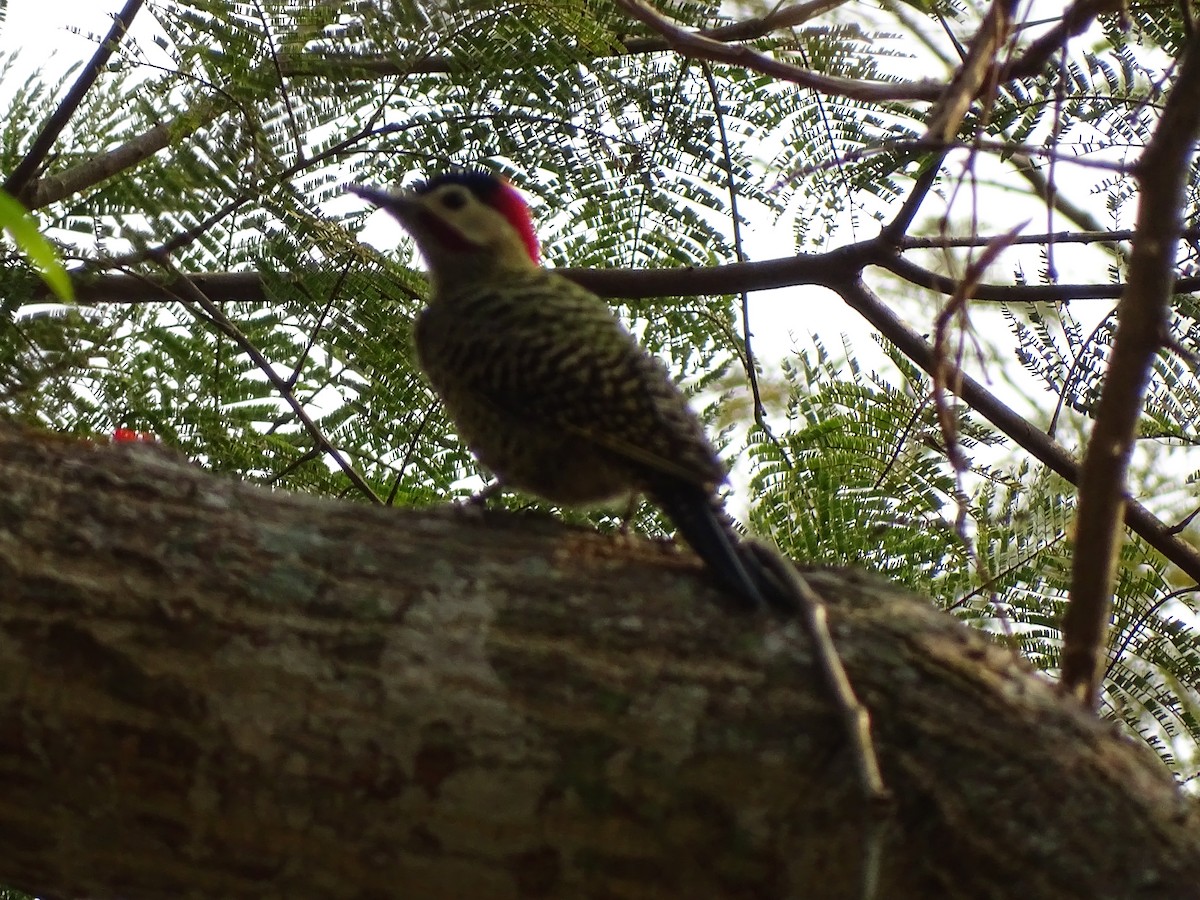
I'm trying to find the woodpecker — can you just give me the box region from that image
[350,173,782,613]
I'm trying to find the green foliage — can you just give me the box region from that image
[755,335,1200,777]
[751,337,976,586]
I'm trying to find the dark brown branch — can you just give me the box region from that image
[1002,0,1129,82]
[613,0,943,103]
[55,257,1200,308]
[1060,30,1200,707]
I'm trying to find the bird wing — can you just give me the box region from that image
[419,273,726,490]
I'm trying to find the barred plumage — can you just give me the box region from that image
[350,174,778,613]
[415,269,722,504]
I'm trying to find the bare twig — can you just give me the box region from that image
[750,548,891,900]
[700,62,789,463]
[1060,30,1200,708]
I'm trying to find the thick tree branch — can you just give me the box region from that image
[1061,31,1200,706]
[30,239,1200,589]
[52,256,1200,306]
[23,100,223,210]
[0,422,1197,900]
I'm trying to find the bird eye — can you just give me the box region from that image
[440,189,468,211]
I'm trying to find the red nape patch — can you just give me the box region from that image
[492,181,540,264]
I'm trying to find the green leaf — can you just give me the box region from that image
[0,188,73,302]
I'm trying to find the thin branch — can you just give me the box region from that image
[947,529,1070,611]
[286,260,354,390]
[900,227,1167,249]
[1060,29,1200,708]
[148,264,384,505]
[24,100,223,210]
[794,136,1137,180]
[880,254,1200,303]
[252,0,306,165]
[923,0,1018,143]
[700,62,788,462]
[1104,584,1200,681]
[629,0,853,46]
[1001,0,1129,82]
[1048,310,1116,436]
[279,0,849,80]
[613,0,942,103]
[1009,152,1128,263]
[60,253,1200,308]
[3,0,146,200]
[881,150,948,243]
[831,274,1200,587]
[79,120,409,273]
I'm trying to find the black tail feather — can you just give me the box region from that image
[650,483,793,615]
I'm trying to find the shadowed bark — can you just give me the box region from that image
[0,422,1196,900]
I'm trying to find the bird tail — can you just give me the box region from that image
[650,483,793,615]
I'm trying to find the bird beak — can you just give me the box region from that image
[347,183,420,220]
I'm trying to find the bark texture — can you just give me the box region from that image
[0,422,1196,900]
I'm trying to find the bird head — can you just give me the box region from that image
[349,173,541,289]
